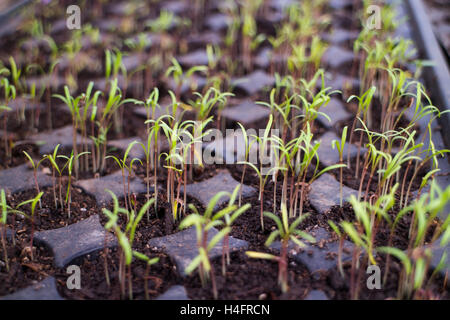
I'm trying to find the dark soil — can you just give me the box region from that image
[0,229,54,296]
[7,186,99,232]
[184,250,312,300]
[55,247,180,300]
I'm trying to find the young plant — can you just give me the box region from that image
[236,122,256,207]
[239,115,281,229]
[16,191,44,261]
[140,114,173,216]
[0,78,16,158]
[96,78,132,172]
[179,191,238,299]
[340,188,397,299]
[165,58,207,100]
[23,151,46,203]
[346,86,376,172]
[1,190,11,271]
[44,144,64,210]
[246,203,315,293]
[58,151,90,218]
[132,251,159,300]
[103,190,156,300]
[53,83,101,177]
[189,87,233,122]
[221,186,251,275]
[332,126,348,207]
[106,141,142,212]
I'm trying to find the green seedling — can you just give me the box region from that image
[132,251,159,300]
[58,151,90,218]
[0,78,16,158]
[332,126,348,207]
[1,189,11,271]
[179,191,238,299]
[165,58,208,100]
[246,203,315,293]
[239,115,282,229]
[23,151,46,204]
[103,190,155,300]
[106,141,142,212]
[340,187,397,299]
[16,191,44,261]
[44,144,64,209]
[221,186,251,275]
[53,82,101,177]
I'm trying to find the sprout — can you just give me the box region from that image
[239,115,282,229]
[132,251,159,300]
[0,77,16,159]
[340,187,398,299]
[58,151,90,219]
[23,151,46,205]
[16,191,44,261]
[44,144,64,209]
[106,141,142,212]
[165,58,208,100]
[332,126,348,207]
[103,190,155,300]
[53,82,101,177]
[246,203,315,293]
[0,189,11,271]
[179,190,238,299]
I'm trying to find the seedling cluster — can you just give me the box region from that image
[0,0,448,300]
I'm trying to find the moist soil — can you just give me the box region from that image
[55,247,180,300]
[0,230,54,296]
[6,186,99,232]
[184,250,312,300]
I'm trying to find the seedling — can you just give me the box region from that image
[16,191,44,261]
[132,251,159,300]
[106,141,142,212]
[0,78,16,158]
[179,191,238,299]
[221,186,251,275]
[53,82,101,177]
[23,151,46,203]
[58,151,90,218]
[165,58,208,100]
[340,187,397,299]
[332,126,348,207]
[246,203,315,293]
[346,86,376,173]
[44,144,64,209]
[239,115,282,229]
[0,189,11,271]
[96,78,133,172]
[103,190,156,300]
